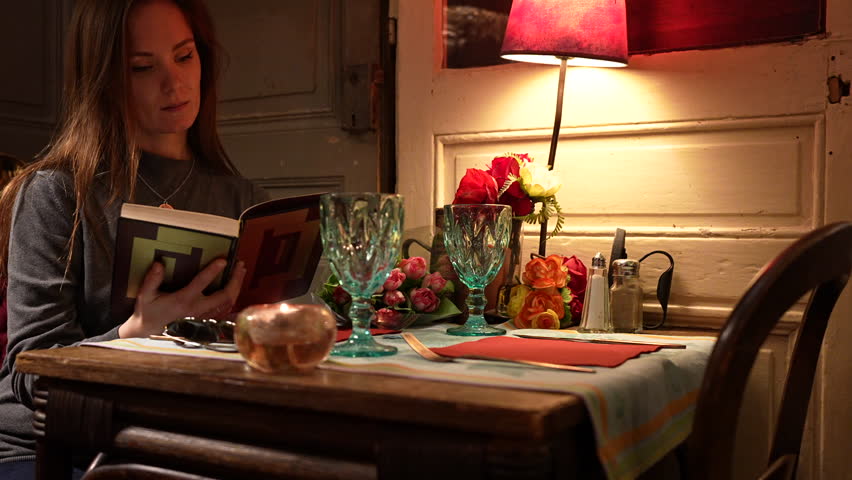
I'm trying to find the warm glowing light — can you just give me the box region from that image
[502,54,627,67]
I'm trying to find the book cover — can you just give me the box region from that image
[110,193,323,322]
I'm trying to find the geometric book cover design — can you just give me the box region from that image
[126,226,233,298]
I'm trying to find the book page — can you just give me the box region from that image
[121,203,239,238]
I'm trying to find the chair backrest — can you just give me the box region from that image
[688,222,852,480]
[82,463,217,480]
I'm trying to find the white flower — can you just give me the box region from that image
[519,163,561,198]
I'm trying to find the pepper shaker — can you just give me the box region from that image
[578,252,613,333]
[610,259,643,333]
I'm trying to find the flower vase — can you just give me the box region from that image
[487,218,524,319]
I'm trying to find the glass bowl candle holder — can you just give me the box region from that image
[235,303,337,373]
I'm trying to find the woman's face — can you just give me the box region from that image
[127,0,201,149]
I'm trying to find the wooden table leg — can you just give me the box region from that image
[33,386,72,479]
[33,380,114,480]
[35,439,72,480]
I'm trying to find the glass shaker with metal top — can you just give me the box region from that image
[578,253,613,333]
[610,259,643,333]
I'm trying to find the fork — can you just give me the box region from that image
[401,333,595,373]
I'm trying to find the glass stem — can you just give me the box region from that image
[348,298,374,341]
[465,287,488,329]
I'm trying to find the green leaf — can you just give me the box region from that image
[411,297,462,326]
[441,279,455,296]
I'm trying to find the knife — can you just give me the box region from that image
[514,334,687,349]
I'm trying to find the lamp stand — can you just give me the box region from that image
[537,57,567,256]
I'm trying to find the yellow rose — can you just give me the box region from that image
[530,310,561,329]
[507,284,531,320]
[515,290,565,329]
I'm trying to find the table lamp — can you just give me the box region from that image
[501,0,628,255]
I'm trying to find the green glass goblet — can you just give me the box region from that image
[320,193,404,357]
[443,204,512,336]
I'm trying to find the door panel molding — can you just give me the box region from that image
[436,114,823,236]
[210,0,339,126]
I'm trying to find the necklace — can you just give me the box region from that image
[137,156,195,209]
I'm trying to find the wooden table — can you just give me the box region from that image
[15,345,618,480]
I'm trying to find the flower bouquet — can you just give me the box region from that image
[316,256,462,330]
[451,152,565,318]
[507,254,588,329]
[453,152,563,236]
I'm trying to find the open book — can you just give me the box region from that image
[110,193,323,321]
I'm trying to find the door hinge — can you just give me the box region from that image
[388,17,397,46]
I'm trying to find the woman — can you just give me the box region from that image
[0,1,268,476]
[0,153,23,368]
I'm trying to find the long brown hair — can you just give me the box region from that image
[0,0,238,277]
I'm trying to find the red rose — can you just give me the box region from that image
[452,169,498,205]
[565,295,583,326]
[332,286,351,305]
[562,255,588,299]
[487,156,533,216]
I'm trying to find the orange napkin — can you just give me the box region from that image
[336,328,400,343]
[431,336,662,368]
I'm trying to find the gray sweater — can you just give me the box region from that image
[0,152,269,462]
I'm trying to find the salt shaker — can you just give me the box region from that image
[610,259,643,333]
[578,252,613,333]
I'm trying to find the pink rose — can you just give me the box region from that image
[375,308,402,328]
[452,168,498,205]
[421,272,447,293]
[383,268,406,291]
[399,256,427,281]
[562,255,588,299]
[410,287,440,313]
[383,289,406,307]
[332,286,351,305]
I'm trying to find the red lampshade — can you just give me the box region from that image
[501,0,628,67]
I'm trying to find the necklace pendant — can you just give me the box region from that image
[159,203,174,209]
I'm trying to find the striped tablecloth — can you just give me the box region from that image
[84,325,715,480]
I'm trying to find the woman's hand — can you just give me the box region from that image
[119,259,247,338]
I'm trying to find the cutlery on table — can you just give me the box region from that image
[149,333,238,353]
[401,332,595,373]
[513,334,686,349]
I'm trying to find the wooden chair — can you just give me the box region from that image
[688,222,852,480]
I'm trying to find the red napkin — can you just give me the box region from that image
[431,336,662,368]
[336,328,400,343]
